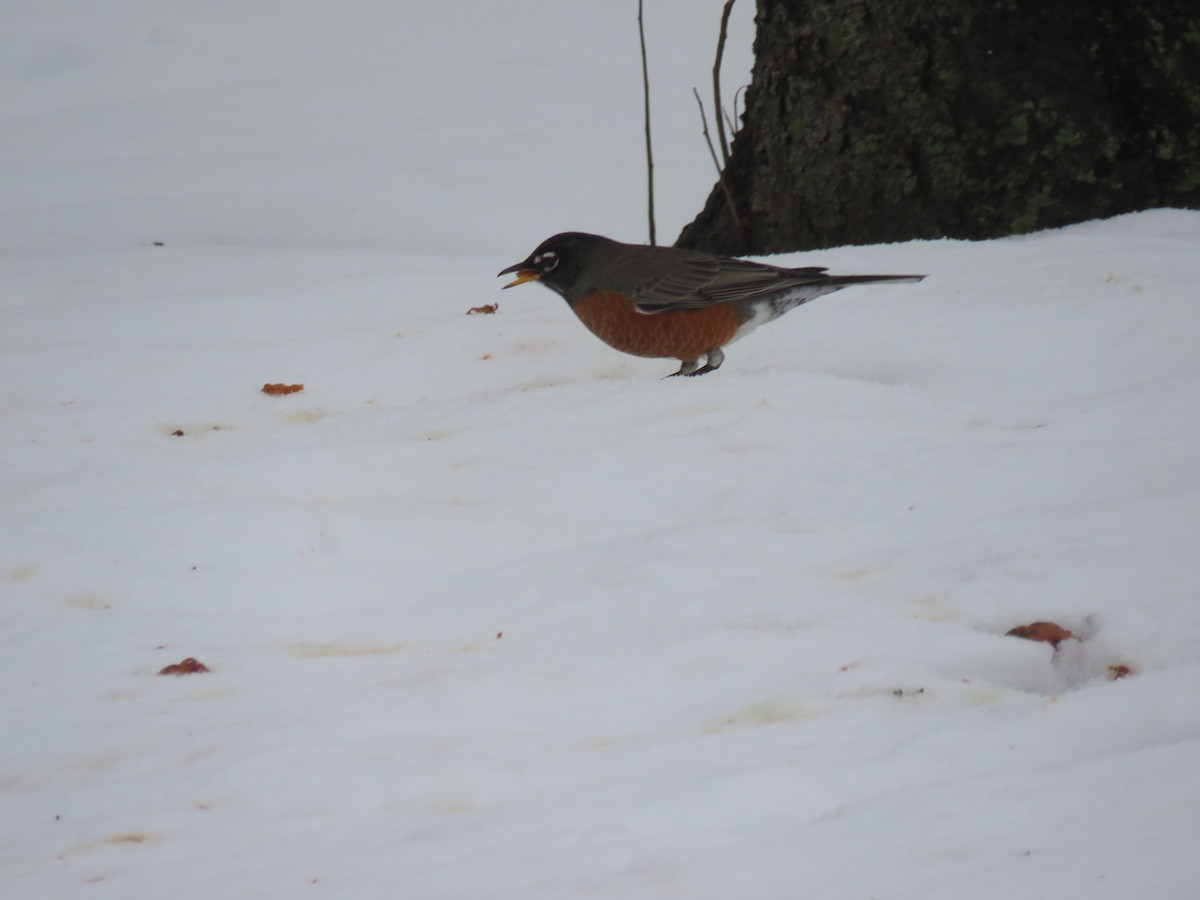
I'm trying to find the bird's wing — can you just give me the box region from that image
[627,256,831,313]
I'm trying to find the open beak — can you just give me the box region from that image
[498,262,541,290]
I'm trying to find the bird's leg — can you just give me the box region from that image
[666,348,725,378]
[666,358,705,378]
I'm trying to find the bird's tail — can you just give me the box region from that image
[822,274,926,287]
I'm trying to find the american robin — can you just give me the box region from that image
[499,233,925,376]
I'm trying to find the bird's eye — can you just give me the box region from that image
[537,251,559,273]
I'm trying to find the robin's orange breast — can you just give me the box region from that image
[570,290,743,361]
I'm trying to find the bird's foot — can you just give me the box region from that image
[667,364,715,378]
[665,348,724,378]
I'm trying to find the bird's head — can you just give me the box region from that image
[497,232,607,298]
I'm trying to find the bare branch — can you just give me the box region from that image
[693,88,741,227]
[693,88,720,173]
[638,0,656,246]
[733,84,748,128]
[722,107,737,143]
[713,0,736,166]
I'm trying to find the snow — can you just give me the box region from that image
[3,2,1199,897]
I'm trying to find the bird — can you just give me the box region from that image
[498,232,925,377]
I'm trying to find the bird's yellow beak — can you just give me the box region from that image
[498,264,541,290]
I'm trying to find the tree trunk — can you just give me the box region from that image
[677,0,1200,255]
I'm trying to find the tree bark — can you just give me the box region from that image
[677,0,1200,255]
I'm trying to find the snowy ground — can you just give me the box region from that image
[3,3,1199,898]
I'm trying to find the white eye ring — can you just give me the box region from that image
[534,251,559,272]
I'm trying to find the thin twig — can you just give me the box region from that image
[693,88,720,172]
[713,0,736,166]
[693,88,742,227]
[733,84,748,129]
[722,107,737,143]
[637,0,656,246]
